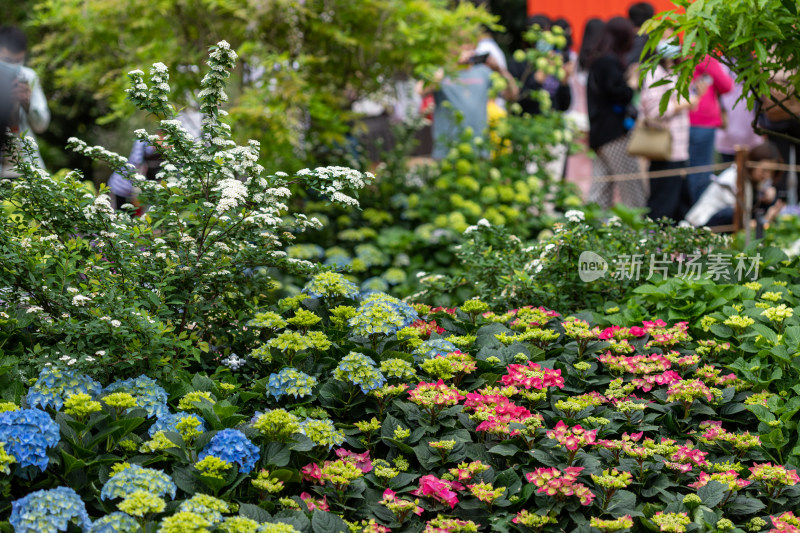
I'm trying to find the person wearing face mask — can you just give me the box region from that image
[0,26,50,177]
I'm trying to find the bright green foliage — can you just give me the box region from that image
[30,0,492,169]
[640,0,800,128]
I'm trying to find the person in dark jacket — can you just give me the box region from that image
[585,16,646,208]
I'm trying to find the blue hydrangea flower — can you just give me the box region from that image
[10,486,91,533]
[89,512,140,533]
[333,352,387,393]
[303,271,359,299]
[26,367,102,411]
[100,465,176,501]
[0,408,60,471]
[348,292,418,337]
[360,277,389,293]
[413,338,458,362]
[198,429,259,474]
[266,368,317,401]
[103,375,168,418]
[148,412,206,437]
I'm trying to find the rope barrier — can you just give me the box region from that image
[587,162,734,184]
[582,161,800,184]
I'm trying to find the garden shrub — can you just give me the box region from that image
[0,42,372,383]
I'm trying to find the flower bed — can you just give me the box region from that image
[2,275,799,532]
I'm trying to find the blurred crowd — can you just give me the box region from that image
[2,5,798,228]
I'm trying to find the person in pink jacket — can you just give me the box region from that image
[686,56,733,205]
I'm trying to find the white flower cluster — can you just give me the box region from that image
[213,178,249,214]
[82,194,116,221]
[67,138,130,172]
[199,41,238,117]
[565,210,585,223]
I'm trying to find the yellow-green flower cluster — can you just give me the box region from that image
[373,460,399,479]
[744,391,773,406]
[194,455,233,479]
[723,315,754,329]
[102,392,138,411]
[267,330,330,353]
[248,311,287,329]
[699,316,718,332]
[460,299,489,315]
[590,515,634,531]
[446,335,477,349]
[761,291,783,302]
[354,417,381,433]
[425,515,479,532]
[0,442,16,474]
[651,512,690,533]
[287,309,322,328]
[180,493,230,524]
[495,328,560,346]
[176,415,204,440]
[744,281,762,291]
[591,468,632,489]
[379,358,417,380]
[761,304,793,323]
[429,440,456,451]
[252,409,301,441]
[331,306,357,327]
[393,426,411,440]
[252,469,284,493]
[513,510,556,528]
[140,432,178,453]
[118,490,165,517]
[178,391,215,412]
[0,401,18,413]
[63,393,103,417]
[302,418,345,449]
[278,498,301,510]
[468,481,504,505]
[158,511,211,533]
[320,459,363,487]
[219,516,262,533]
[369,384,409,400]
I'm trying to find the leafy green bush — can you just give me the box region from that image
[3,281,800,531]
[0,42,371,381]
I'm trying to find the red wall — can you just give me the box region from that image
[527,0,680,52]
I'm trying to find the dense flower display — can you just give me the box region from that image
[25,367,102,411]
[0,408,60,470]
[10,487,91,533]
[199,429,260,474]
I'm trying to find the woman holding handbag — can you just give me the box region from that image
[639,41,702,223]
[585,17,646,208]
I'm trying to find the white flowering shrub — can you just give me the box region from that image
[0,42,372,381]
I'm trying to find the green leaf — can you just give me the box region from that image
[59,450,87,476]
[607,490,637,517]
[238,503,271,523]
[488,443,520,457]
[726,496,765,515]
[697,480,726,508]
[263,442,291,467]
[311,510,349,533]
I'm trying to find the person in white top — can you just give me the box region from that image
[683,142,782,227]
[0,26,50,176]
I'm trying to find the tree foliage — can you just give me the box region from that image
[30,0,492,169]
[640,0,800,134]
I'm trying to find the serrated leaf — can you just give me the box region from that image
[311,510,349,533]
[697,480,726,508]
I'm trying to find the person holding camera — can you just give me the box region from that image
[421,32,518,160]
[0,26,50,177]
